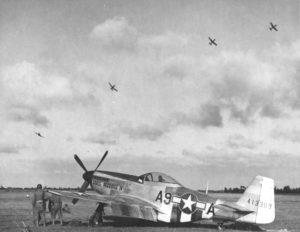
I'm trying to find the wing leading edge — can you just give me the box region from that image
[48,190,162,221]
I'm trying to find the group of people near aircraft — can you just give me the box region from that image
[31,184,70,227]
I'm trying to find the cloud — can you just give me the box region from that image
[272,128,300,143]
[181,147,294,170]
[121,123,167,141]
[66,136,73,142]
[260,104,282,118]
[7,104,49,127]
[82,132,117,145]
[227,134,261,149]
[139,31,189,54]
[0,143,26,154]
[129,37,299,129]
[197,48,299,124]
[1,61,72,106]
[162,55,193,79]
[0,145,18,154]
[0,61,102,128]
[181,148,245,167]
[175,103,223,128]
[90,16,138,52]
[0,61,74,127]
[198,104,223,127]
[274,42,300,109]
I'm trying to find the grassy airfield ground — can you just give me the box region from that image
[0,191,298,232]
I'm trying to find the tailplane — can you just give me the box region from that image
[236,175,275,224]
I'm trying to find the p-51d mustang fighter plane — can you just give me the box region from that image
[35,132,45,138]
[109,82,118,92]
[50,151,275,230]
[269,22,278,31]
[209,37,217,46]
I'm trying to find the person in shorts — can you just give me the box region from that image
[32,184,46,227]
[49,194,63,225]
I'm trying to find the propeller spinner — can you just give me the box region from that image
[72,150,108,204]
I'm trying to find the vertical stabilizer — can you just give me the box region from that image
[236,176,275,224]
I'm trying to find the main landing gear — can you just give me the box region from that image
[89,203,104,227]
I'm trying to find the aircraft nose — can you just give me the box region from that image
[83,171,94,183]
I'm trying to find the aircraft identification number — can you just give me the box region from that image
[155,191,172,204]
[247,198,272,209]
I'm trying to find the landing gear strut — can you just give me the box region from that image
[89,203,104,227]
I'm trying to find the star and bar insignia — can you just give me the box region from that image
[172,193,207,214]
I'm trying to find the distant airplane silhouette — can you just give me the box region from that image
[109,82,118,92]
[35,132,45,138]
[269,22,278,31]
[208,37,217,46]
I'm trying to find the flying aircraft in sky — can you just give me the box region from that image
[49,151,275,230]
[269,22,278,31]
[208,37,217,46]
[109,82,118,92]
[34,132,45,138]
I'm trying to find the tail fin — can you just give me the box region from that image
[236,175,275,224]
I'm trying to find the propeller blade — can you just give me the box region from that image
[94,150,108,171]
[73,151,108,204]
[72,181,90,204]
[74,154,88,172]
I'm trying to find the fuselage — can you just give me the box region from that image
[90,170,218,223]
[70,152,275,227]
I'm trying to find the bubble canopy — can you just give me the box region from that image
[138,172,182,185]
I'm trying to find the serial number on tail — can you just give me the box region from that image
[247,198,272,209]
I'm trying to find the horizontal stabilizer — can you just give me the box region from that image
[214,201,254,213]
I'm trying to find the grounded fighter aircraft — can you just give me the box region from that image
[49,151,275,230]
[35,132,45,138]
[109,82,118,92]
[209,37,217,46]
[269,22,278,31]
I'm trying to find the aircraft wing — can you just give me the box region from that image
[48,190,112,203]
[48,190,162,213]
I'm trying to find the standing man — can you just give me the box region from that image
[49,194,63,225]
[32,184,46,227]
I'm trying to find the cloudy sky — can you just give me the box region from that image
[1,0,300,189]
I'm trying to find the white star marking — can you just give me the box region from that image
[182,195,196,211]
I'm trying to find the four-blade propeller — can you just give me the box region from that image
[72,150,108,204]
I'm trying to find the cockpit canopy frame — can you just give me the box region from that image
[138,172,181,185]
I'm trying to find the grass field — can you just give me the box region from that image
[0,191,298,232]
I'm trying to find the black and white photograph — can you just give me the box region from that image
[0,0,299,231]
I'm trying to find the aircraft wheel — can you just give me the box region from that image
[217,223,224,231]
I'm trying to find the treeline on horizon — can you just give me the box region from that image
[1,185,300,194]
[199,185,300,194]
[221,185,300,194]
